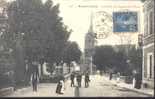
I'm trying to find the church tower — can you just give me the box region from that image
[84,13,96,74]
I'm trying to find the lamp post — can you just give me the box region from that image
[138,34,143,88]
[89,56,93,75]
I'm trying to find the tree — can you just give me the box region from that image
[141,0,146,2]
[0,0,15,88]
[93,45,116,72]
[93,44,143,76]
[62,41,82,72]
[114,50,128,75]
[6,0,71,84]
[93,45,131,75]
[128,47,142,72]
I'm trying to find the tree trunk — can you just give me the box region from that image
[40,63,43,77]
[68,63,71,73]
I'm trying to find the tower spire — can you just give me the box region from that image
[88,12,93,33]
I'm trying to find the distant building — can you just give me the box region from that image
[84,13,96,74]
[142,0,154,88]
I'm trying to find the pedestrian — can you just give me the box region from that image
[132,70,137,88]
[31,61,39,92]
[56,80,64,94]
[85,72,90,88]
[76,73,82,87]
[116,72,120,83]
[62,76,66,92]
[31,72,38,92]
[135,71,141,89]
[109,72,112,80]
[70,72,75,87]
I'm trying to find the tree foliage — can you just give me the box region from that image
[93,45,116,72]
[6,0,71,64]
[128,47,142,72]
[2,0,74,83]
[63,41,82,64]
[93,45,142,76]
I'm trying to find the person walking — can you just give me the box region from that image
[116,72,120,83]
[56,75,65,94]
[109,71,113,80]
[70,72,75,87]
[132,70,137,88]
[76,73,82,87]
[85,72,90,88]
[31,72,38,92]
[56,80,64,94]
[79,73,82,87]
[31,61,39,92]
[135,71,141,89]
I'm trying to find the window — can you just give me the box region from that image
[147,53,154,79]
[149,55,152,78]
[149,11,153,35]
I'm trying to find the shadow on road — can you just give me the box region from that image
[117,88,133,92]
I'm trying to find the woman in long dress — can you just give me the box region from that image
[56,80,65,94]
[116,72,120,83]
[132,70,137,88]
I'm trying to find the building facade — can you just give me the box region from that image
[142,0,154,88]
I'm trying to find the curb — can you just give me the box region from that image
[103,76,154,97]
[119,85,154,97]
[114,82,154,97]
[16,87,31,94]
[0,87,14,97]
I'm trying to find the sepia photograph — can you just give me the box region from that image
[0,0,154,97]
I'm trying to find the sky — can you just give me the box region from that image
[5,0,143,52]
[50,0,143,52]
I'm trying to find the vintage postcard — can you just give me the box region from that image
[0,0,154,97]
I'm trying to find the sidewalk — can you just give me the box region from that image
[102,75,154,97]
[0,87,14,96]
[6,79,75,97]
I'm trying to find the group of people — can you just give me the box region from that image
[55,71,90,95]
[70,72,90,88]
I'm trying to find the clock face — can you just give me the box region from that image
[94,11,113,39]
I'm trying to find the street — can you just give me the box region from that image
[6,75,149,97]
[7,80,75,97]
[79,75,148,97]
